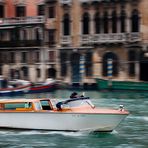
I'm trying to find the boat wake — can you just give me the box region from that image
[0,129,118,137]
[110,130,118,135]
[0,130,87,137]
[128,116,148,122]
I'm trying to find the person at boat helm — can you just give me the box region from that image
[70,92,84,99]
[70,92,78,98]
[56,92,78,110]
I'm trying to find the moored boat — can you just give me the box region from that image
[28,78,57,93]
[0,77,31,96]
[95,78,148,91]
[0,94,129,132]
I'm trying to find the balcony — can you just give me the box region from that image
[60,0,72,4]
[80,0,107,4]
[80,0,127,2]
[13,0,26,4]
[80,0,129,4]
[46,0,57,3]
[0,40,43,48]
[80,35,91,44]
[92,33,127,43]
[80,33,141,45]
[80,0,89,2]
[0,0,5,3]
[128,32,142,42]
[61,36,72,45]
[0,16,45,26]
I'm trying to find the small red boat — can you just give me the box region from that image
[28,78,57,93]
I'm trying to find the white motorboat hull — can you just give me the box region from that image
[0,112,127,132]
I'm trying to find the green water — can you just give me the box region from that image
[0,90,148,148]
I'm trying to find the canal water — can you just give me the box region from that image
[0,90,147,148]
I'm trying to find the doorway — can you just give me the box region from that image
[47,68,56,79]
[70,53,80,83]
[140,52,148,81]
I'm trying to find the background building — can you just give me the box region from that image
[0,0,148,84]
[0,0,59,82]
[0,0,46,82]
[58,0,148,84]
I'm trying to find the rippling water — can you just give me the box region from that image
[0,90,148,148]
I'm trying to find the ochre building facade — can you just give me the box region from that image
[0,0,148,84]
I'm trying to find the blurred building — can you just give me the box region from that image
[0,0,148,84]
[58,0,148,84]
[0,0,57,82]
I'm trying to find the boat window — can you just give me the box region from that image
[34,102,42,110]
[24,102,32,108]
[40,100,52,110]
[4,103,26,110]
[0,104,4,110]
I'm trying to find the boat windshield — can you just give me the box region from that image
[56,97,95,109]
[40,100,53,110]
[65,97,94,107]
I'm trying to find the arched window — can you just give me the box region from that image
[120,10,126,33]
[112,11,117,33]
[102,52,119,76]
[21,66,28,78]
[10,69,15,79]
[12,28,20,41]
[14,70,20,79]
[82,12,90,34]
[131,9,140,32]
[103,11,108,33]
[35,28,42,40]
[0,65,2,75]
[47,68,56,78]
[63,13,71,35]
[0,52,3,63]
[0,5,4,18]
[128,50,136,76]
[27,28,32,40]
[21,29,27,40]
[94,12,101,34]
[70,53,81,82]
[36,68,41,78]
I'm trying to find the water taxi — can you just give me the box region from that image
[0,95,129,132]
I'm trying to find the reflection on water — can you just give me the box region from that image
[0,90,148,148]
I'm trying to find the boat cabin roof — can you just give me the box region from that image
[0,98,49,104]
[0,98,54,111]
[0,97,94,112]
